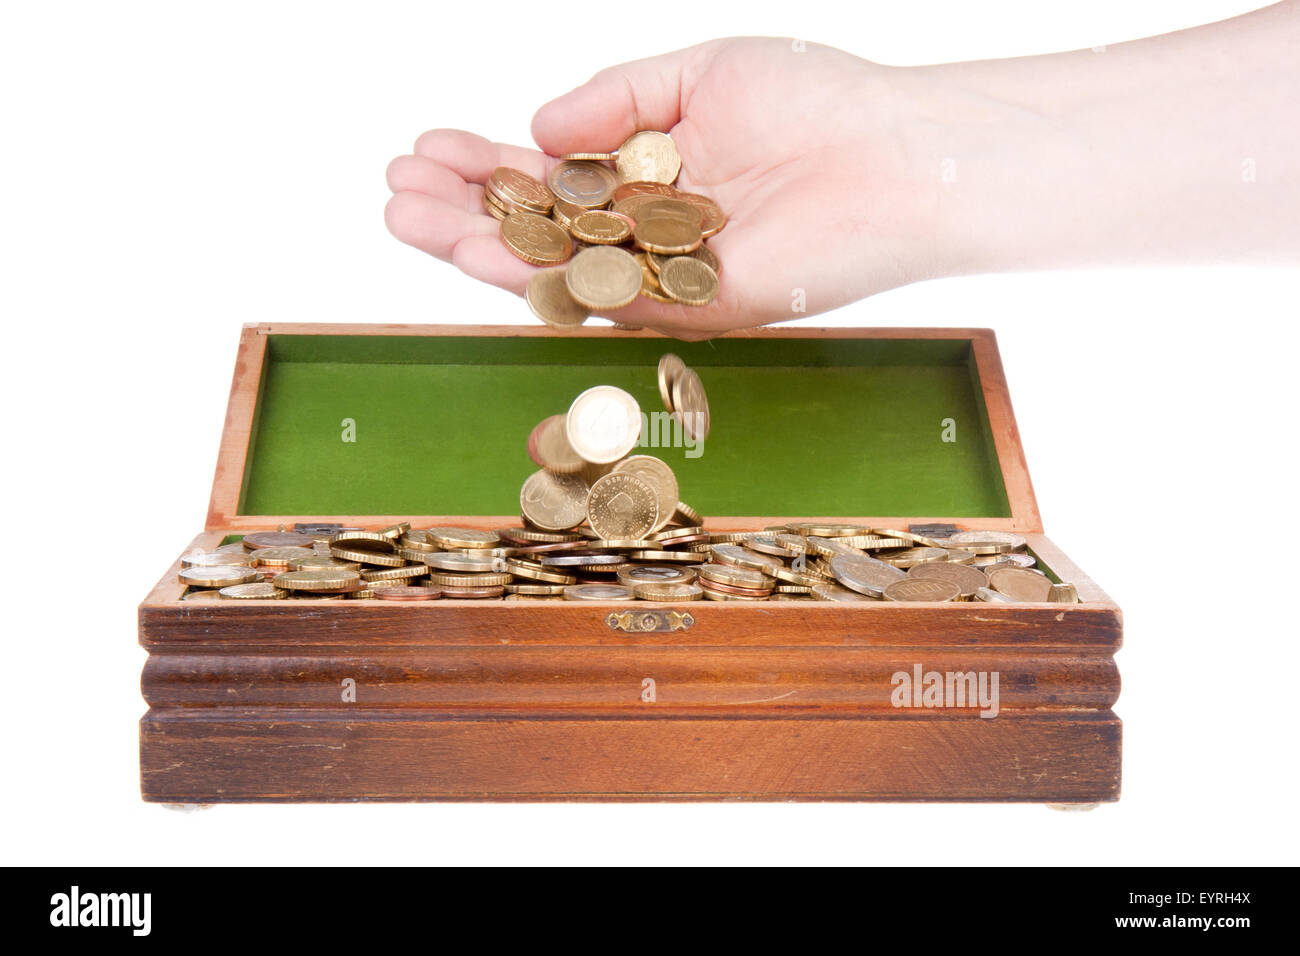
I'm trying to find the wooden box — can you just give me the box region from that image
[139,324,1121,803]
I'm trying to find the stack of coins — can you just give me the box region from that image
[491,131,724,326]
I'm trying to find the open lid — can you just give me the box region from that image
[207,324,1040,532]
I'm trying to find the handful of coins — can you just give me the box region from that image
[485,131,725,325]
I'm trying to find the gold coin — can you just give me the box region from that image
[636,253,675,302]
[329,546,405,567]
[331,530,396,551]
[528,413,586,474]
[249,546,317,568]
[273,568,362,592]
[657,256,718,306]
[658,353,686,411]
[428,528,501,550]
[627,549,708,563]
[883,579,961,602]
[1048,582,1079,603]
[612,455,679,533]
[906,561,989,599]
[670,367,710,442]
[482,191,508,220]
[505,583,568,596]
[548,160,619,208]
[697,562,772,590]
[488,166,554,212]
[673,501,702,525]
[178,565,260,588]
[586,472,659,541]
[988,566,1053,602]
[288,554,361,572]
[613,181,680,201]
[564,246,642,310]
[180,588,226,602]
[615,131,680,184]
[520,469,589,532]
[570,210,634,245]
[649,244,720,277]
[810,582,879,602]
[361,564,428,582]
[788,522,870,537]
[503,558,577,584]
[501,212,573,266]
[675,192,727,237]
[525,269,588,329]
[878,547,950,568]
[550,196,586,230]
[219,582,287,600]
[633,217,702,256]
[499,526,586,544]
[631,197,702,225]
[562,152,618,162]
[426,571,514,588]
[566,385,642,463]
[633,582,703,601]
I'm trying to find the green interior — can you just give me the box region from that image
[237,335,1011,518]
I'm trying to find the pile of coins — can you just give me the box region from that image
[486,131,725,325]
[176,524,1077,604]
[520,353,708,541]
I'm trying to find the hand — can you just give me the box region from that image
[385,39,936,339]
[387,6,1300,339]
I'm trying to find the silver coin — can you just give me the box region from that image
[562,584,636,601]
[828,554,906,598]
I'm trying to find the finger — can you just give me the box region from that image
[450,234,537,295]
[530,42,718,155]
[384,190,498,262]
[385,154,485,214]
[414,128,553,185]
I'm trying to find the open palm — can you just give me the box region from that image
[386,39,932,339]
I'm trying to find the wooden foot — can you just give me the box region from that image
[1046,802,1101,812]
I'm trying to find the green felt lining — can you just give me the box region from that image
[237,335,1011,518]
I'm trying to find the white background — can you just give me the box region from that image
[2,0,1296,865]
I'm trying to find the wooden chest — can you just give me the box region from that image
[138,323,1121,803]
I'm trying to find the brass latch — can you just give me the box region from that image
[605,609,695,633]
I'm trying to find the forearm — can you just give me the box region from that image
[896,1,1300,277]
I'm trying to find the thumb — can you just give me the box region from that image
[530,43,712,156]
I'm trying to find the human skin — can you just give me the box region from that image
[385,2,1300,340]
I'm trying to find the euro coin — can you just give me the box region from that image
[564,245,642,310]
[547,160,619,208]
[525,269,588,328]
[488,166,554,213]
[988,566,1053,602]
[670,367,710,442]
[586,472,659,541]
[633,582,703,601]
[501,212,573,265]
[612,455,679,533]
[178,565,260,588]
[563,584,635,601]
[906,561,989,599]
[882,579,961,602]
[519,470,589,532]
[633,216,702,255]
[566,385,642,463]
[828,555,906,598]
[218,582,286,600]
[615,131,680,184]
[657,256,718,306]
